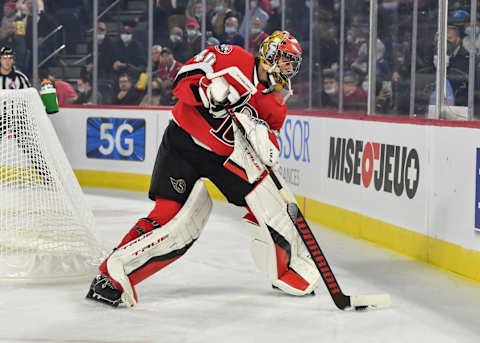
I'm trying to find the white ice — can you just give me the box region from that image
[0,187,479,343]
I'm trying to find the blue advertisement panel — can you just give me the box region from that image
[87,117,145,161]
[475,148,480,231]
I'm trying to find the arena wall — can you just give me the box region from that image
[51,105,480,283]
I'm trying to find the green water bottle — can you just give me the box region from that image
[40,79,59,114]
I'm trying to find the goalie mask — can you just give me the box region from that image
[258,31,302,95]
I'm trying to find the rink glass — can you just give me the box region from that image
[25,0,478,120]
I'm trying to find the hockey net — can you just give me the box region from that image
[0,88,105,282]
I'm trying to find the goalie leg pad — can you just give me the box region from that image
[106,180,212,306]
[245,174,320,296]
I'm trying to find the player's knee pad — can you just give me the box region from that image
[244,174,320,296]
[106,179,212,305]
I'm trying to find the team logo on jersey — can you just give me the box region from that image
[215,44,233,54]
[8,82,16,89]
[170,177,186,194]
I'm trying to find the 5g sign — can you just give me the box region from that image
[87,118,145,161]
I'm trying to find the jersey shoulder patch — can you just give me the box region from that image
[214,44,233,55]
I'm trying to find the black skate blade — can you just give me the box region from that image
[86,290,122,307]
[271,284,315,296]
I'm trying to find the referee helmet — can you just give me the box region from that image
[0,46,14,58]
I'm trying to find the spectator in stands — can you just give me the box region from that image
[0,21,26,71]
[74,76,103,105]
[344,26,366,68]
[462,17,480,56]
[165,26,192,63]
[152,45,162,74]
[185,0,213,33]
[391,37,412,114]
[113,73,144,106]
[362,74,392,114]
[210,0,234,37]
[265,0,281,34]
[139,79,163,106]
[314,71,339,109]
[415,42,467,114]
[248,16,268,54]
[1,1,19,40]
[157,47,183,105]
[447,25,469,74]
[84,21,115,79]
[240,0,269,38]
[40,69,78,106]
[113,25,147,79]
[219,16,244,47]
[312,21,338,71]
[341,71,367,111]
[351,37,390,81]
[185,17,202,55]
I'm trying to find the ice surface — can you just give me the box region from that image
[0,187,479,343]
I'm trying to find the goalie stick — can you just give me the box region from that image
[207,68,391,311]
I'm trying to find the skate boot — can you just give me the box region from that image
[86,274,123,307]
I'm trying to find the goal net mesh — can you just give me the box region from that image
[0,88,105,282]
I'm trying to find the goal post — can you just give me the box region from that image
[0,88,105,282]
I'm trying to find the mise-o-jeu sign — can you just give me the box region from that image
[327,137,420,199]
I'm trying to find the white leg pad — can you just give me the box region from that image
[245,221,278,280]
[107,179,212,306]
[245,174,320,296]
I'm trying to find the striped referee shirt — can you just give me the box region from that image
[0,68,31,89]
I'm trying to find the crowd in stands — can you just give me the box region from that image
[0,0,479,116]
[300,0,476,115]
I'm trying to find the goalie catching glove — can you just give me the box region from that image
[198,76,244,118]
[234,111,280,167]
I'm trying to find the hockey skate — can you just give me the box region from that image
[86,274,123,307]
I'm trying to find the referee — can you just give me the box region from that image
[0,46,31,89]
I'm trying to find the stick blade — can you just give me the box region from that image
[349,294,391,310]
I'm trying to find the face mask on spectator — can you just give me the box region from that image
[397,56,405,64]
[465,26,480,36]
[225,26,237,35]
[251,27,261,35]
[97,33,105,40]
[215,6,224,12]
[78,87,85,93]
[186,29,198,38]
[324,86,337,94]
[120,34,132,43]
[170,34,182,43]
[270,0,280,9]
[362,81,369,91]
[346,34,353,43]
[334,2,340,11]
[251,1,257,8]
[433,55,450,68]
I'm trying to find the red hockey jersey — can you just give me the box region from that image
[171,44,286,156]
